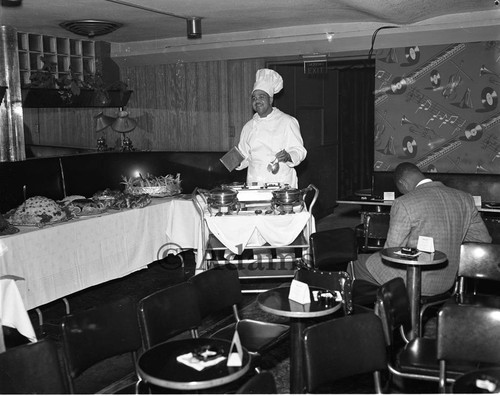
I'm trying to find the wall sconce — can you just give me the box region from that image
[187,17,202,39]
[94,112,115,151]
[111,109,137,151]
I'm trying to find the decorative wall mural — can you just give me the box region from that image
[374,41,500,174]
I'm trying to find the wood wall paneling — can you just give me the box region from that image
[21,58,266,152]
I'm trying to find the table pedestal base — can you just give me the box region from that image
[407,266,421,339]
[290,319,306,394]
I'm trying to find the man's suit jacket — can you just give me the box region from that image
[366,181,492,295]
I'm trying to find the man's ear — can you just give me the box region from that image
[397,178,408,194]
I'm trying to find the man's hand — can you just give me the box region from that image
[275,149,291,163]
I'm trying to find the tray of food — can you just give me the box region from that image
[93,189,152,209]
[58,196,108,217]
[5,196,72,227]
[121,173,182,197]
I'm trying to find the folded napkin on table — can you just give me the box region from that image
[176,352,226,371]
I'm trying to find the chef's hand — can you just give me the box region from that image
[275,149,291,163]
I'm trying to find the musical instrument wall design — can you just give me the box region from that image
[464,112,500,141]
[390,43,466,95]
[414,112,500,169]
[415,138,462,169]
[405,87,467,133]
[401,115,440,141]
[480,64,500,86]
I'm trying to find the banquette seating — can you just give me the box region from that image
[0,150,246,214]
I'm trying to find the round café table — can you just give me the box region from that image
[257,286,342,394]
[380,247,447,339]
[452,367,500,393]
[137,338,250,391]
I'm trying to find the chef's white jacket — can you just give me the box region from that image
[236,108,307,188]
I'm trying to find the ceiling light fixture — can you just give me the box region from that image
[105,0,202,39]
[1,0,22,7]
[187,17,202,39]
[59,20,123,38]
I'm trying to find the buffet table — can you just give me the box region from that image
[0,196,202,310]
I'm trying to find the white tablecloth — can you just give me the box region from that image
[0,197,201,310]
[0,278,37,342]
[204,211,315,255]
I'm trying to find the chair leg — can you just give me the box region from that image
[349,260,356,280]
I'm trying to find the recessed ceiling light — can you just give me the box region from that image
[59,20,123,38]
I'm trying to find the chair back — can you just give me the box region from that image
[309,228,358,272]
[294,267,353,315]
[61,296,142,393]
[188,264,242,319]
[137,282,201,350]
[303,313,387,393]
[236,371,278,394]
[374,277,411,346]
[437,304,500,392]
[458,242,500,293]
[359,211,390,252]
[0,338,69,394]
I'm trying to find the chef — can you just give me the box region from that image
[236,68,307,188]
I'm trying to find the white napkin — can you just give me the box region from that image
[0,279,37,342]
[176,352,226,371]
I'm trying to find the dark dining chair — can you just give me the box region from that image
[60,296,143,394]
[420,242,500,335]
[375,277,475,389]
[303,313,389,393]
[356,211,390,252]
[452,242,500,306]
[137,282,201,350]
[0,338,69,394]
[188,264,289,366]
[437,304,500,393]
[309,227,358,273]
[294,267,353,315]
[235,371,278,394]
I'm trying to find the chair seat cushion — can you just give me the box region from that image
[454,294,500,308]
[396,337,478,378]
[420,291,453,305]
[210,319,289,353]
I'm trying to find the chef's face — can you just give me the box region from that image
[252,90,273,117]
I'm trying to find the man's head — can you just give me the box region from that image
[251,69,283,117]
[393,162,425,194]
[252,90,273,117]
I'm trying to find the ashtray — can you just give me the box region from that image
[192,345,224,362]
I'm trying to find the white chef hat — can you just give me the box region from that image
[252,68,283,98]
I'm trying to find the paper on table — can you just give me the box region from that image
[227,330,244,367]
[288,279,311,304]
[176,352,226,371]
[220,146,245,172]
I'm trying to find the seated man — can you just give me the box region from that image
[355,162,491,299]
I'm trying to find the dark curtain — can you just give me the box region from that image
[337,64,375,198]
